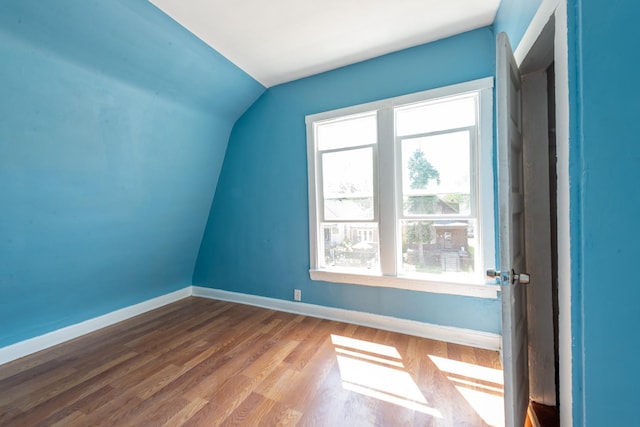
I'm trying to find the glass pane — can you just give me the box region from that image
[396,95,476,137]
[320,223,379,270]
[317,113,377,151]
[401,131,471,216]
[401,219,476,275]
[322,147,374,220]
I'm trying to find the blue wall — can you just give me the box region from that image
[568,0,640,425]
[0,0,264,347]
[494,0,543,49]
[194,28,502,334]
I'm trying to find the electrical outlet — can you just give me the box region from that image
[294,289,301,301]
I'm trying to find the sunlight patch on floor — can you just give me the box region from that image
[334,347,404,368]
[331,334,443,419]
[429,354,505,427]
[341,381,443,417]
[331,334,402,359]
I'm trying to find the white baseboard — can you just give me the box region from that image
[0,285,501,366]
[0,287,192,366]
[192,286,501,351]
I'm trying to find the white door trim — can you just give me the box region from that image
[515,0,562,67]
[553,2,573,426]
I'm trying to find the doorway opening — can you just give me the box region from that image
[520,15,560,427]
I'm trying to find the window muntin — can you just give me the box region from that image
[307,78,494,292]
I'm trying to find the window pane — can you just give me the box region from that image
[401,131,471,216]
[396,95,476,137]
[322,147,374,220]
[317,113,377,151]
[321,223,379,270]
[401,219,476,275]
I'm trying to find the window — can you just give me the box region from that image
[306,78,497,298]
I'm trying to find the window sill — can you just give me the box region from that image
[309,269,500,299]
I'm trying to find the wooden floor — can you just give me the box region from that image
[0,297,504,426]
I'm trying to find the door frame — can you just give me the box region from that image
[512,0,572,425]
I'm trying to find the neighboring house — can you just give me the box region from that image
[403,221,473,273]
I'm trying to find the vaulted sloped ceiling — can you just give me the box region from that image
[149,0,501,87]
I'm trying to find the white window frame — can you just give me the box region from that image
[306,78,498,299]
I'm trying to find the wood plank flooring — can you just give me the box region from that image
[0,297,504,426]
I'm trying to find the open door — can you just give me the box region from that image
[494,32,530,427]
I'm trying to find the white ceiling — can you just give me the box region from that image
[149,0,501,88]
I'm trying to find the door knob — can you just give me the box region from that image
[486,269,530,285]
[486,269,499,278]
